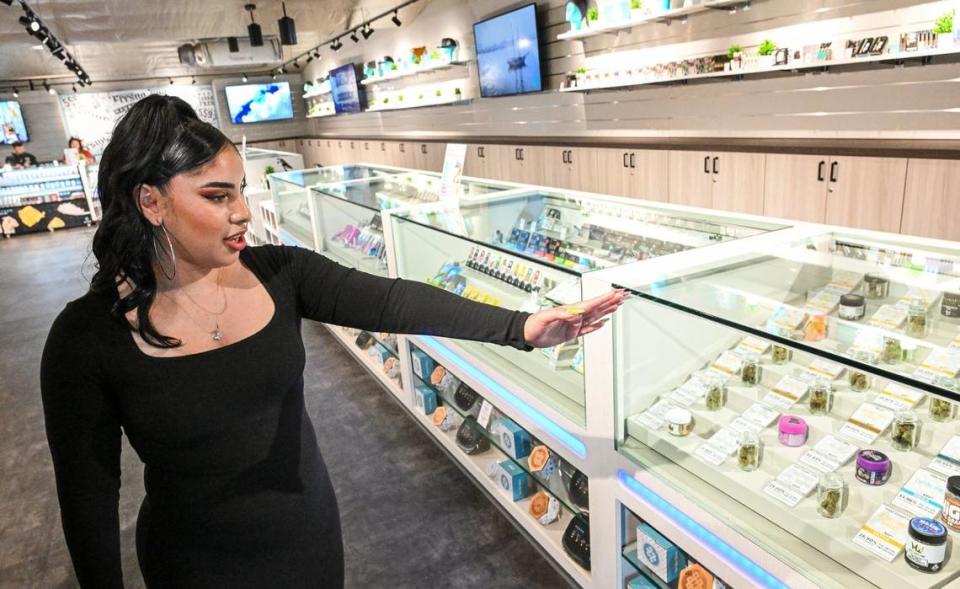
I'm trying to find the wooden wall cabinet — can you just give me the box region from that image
[901,159,960,241]
[597,148,669,201]
[668,151,764,213]
[413,142,445,172]
[540,146,598,193]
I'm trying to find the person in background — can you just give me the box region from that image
[4,141,38,168]
[68,137,96,164]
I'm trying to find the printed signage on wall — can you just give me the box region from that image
[59,85,218,156]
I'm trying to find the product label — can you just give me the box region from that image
[893,469,947,518]
[727,417,763,435]
[709,351,745,377]
[868,305,909,330]
[742,403,780,428]
[838,403,895,444]
[949,332,960,350]
[853,504,911,562]
[848,331,884,361]
[763,465,819,507]
[824,271,863,295]
[633,400,676,431]
[477,400,493,429]
[898,288,941,310]
[920,349,960,378]
[694,442,730,466]
[762,376,810,409]
[799,435,858,473]
[805,359,845,381]
[706,428,741,455]
[805,291,841,314]
[873,383,925,411]
[769,306,807,333]
[735,336,771,356]
[929,435,960,478]
[668,378,708,407]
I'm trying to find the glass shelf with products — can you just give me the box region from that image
[613,230,960,588]
[391,190,784,426]
[0,165,86,207]
[309,172,515,278]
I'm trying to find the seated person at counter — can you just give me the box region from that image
[68,137,96,164]
[4,142,38,168]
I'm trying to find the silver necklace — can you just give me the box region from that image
[164,269,228,341]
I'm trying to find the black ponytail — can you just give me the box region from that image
[91,95,233,347]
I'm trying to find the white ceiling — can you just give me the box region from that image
[0,0,420,82]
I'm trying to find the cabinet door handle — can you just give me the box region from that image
[421,144,427,154]
[830,161,839,183]
[817,160,826,182]
[624,153,630,168]
[704,156,710,174]
[381,142,385,151]
[480,146,485,158]
[568,150,574,165]
[629,153,636,169]
[514,148,520,160]
[520,148,525,161]
[712,156,719,174]
[561,150,567,164]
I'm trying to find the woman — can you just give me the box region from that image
[40,95,624,588]
[68,136,96,163]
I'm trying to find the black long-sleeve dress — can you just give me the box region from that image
[40,245,531,588]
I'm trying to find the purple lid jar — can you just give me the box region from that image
[855,449,892,486]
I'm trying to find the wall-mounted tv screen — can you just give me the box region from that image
[224,82,294,124]
[329,64,365,114]
[473,4,543,98]
[0,101,29,144]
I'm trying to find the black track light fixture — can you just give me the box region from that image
[330,37,342,51]
[12,88,19,98]
[1,0,15,6]
[350,29,359,43]
[191,76,197,84]
[28,80,34,92]
[72,84,77,93]
[19,15,40,33]
[313,49,321,59]
[44,80,54,95]
[245,4,263,47]
[169,77,174,85]
[361,25,373,40]
[391,10,401,27]
[228,36,240,53]
[271,71,277,80]
[278,1,297,46]
[241,73,248,83]
[293,60,300,69]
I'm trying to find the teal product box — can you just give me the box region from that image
[411,349,435,380]
[373,345,391,366]
[636,523,686,584]
[495,418,532,460]
[626,573,659,589]
[414,383,437,415]
[496,460,532,501]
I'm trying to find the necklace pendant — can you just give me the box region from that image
[211,329,224,342]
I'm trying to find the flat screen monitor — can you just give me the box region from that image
[0,101,29,144]
[473,4,543,98]
[224,82,295,124]
[329,64,365,114]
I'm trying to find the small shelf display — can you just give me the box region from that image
[408,343,593,575]
[614,230,960,588]
[562,12,960,93]
[310,172,513,277]
[559,0,746,42]
[0,165,93,236]
[391,190,783,426]
[365,79,469,112]
[361,36,465,84]
[620,504,731,589]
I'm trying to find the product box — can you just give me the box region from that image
[372,345,392,366]
[636,523,686,584]
[413,383,437,416]
[625,573,659,589]
[411,349,435,380]
[496,460,532,501]
[494,418,532,460]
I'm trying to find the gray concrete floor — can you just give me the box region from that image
[0,228,568,588]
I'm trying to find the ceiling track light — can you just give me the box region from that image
[350,30,359,43]
[28,80,34,91]
[391,10,401,27]
[228,36,240,53]
[245,3,263,47]
[191,76,197,84]
[241,73,249,82]
[330,38,342,51]
[278,1,297,46]
[169,77,174,85]
[44,80,55,95]
[12,88,19,98]
[1,0,15,6]
[72,84,77,93]
[361,25,373,40]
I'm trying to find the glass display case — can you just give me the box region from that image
[269,165,403,247]
[310,172,514,277]
[0,164,92,236]
[391,189,783,426]
[614,230,960,588]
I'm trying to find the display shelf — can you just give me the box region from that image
[366,96,470,113]
[326,324,404,403]
[306,111,338,119]
[561,44,960,93]
[411,367,584,515]
[557,0,743,41]
[361,60,470,85]
[404,384,592,585]
[322,237,385,276]
[621,543,671,589]
[303,87,332,99]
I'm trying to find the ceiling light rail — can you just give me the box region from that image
[3,0,91,86]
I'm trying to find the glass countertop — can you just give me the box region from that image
[311,172,510,212]
[271,165,398,188]
[399,190,784,275]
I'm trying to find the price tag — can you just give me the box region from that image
[763,465,819,507]
[735,336,771,356]
[668,378,708,407]
[742,403,780,428]
[805,291,841,314]
[868,305,908,330]
[694,443,730,466]
[762,375,810,409]
[920,349,960,378]
[727,417,763,435]
[929,435,960,478]
[873,383,925,411]
[799,435,858,473]
[838,403,895,444]
[898,288,941,310]
[805,359,845,381]
[853,504,911,562]
[632,400,675,430]
[824,271,863,294]
[709,351,744,377]
[893,469,947,518]
[768,306,807,333]
[848,330,884,360]
[476,400,494,429]
[706,428,741,455]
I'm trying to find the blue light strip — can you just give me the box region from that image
[617,470,789,589]
[417,336,587,459]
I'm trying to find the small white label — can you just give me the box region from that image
[824,271,863,294]
[769,306,807,332]
[929,435,960,478]
[727,417,763,435]
[899,288,940,310]
[838,403,895,444]
[805,290,841,314]
[633,400,676,430]
[853,504,911,562]
[736,336,771,355]
[806,359,845,381]
[477,400,493,429]
[799,436,858,473]
[920,349,960,378]
[763,465,819,507]
[763,376,810,409]
[709,351,745,376]
[694,443,730,466]
[742,403,780,428]
[873,383,925,411]
[893,469,948,518]
[706,428,741,455]
[763,479,805,507]
[868,305,908,330]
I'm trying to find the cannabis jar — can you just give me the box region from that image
[905,517,948,573]
[817,473,848,519]
[891,410,921,451]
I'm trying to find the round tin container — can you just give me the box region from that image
[777,415,808,447]
[855,449,892,486]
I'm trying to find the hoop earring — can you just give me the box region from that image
[153,223,177,281]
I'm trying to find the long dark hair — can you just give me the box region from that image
[91,95,233,347]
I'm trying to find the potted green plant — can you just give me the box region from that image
[454,87,462,98]
[727,44,744,70]
[630,0,645,20]
[436,89,442,97]
[575,66,588,85]
[263,165,275,190]
[587,7,600,26]
[934,10,955,48]
[758,39,777,68]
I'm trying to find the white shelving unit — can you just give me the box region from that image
[558,0,746,41]
[361,60,470,85]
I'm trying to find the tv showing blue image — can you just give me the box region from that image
[224,82,294,124]
[474,4,543,98]
[0,101,29,144]
[329,64,365,114]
